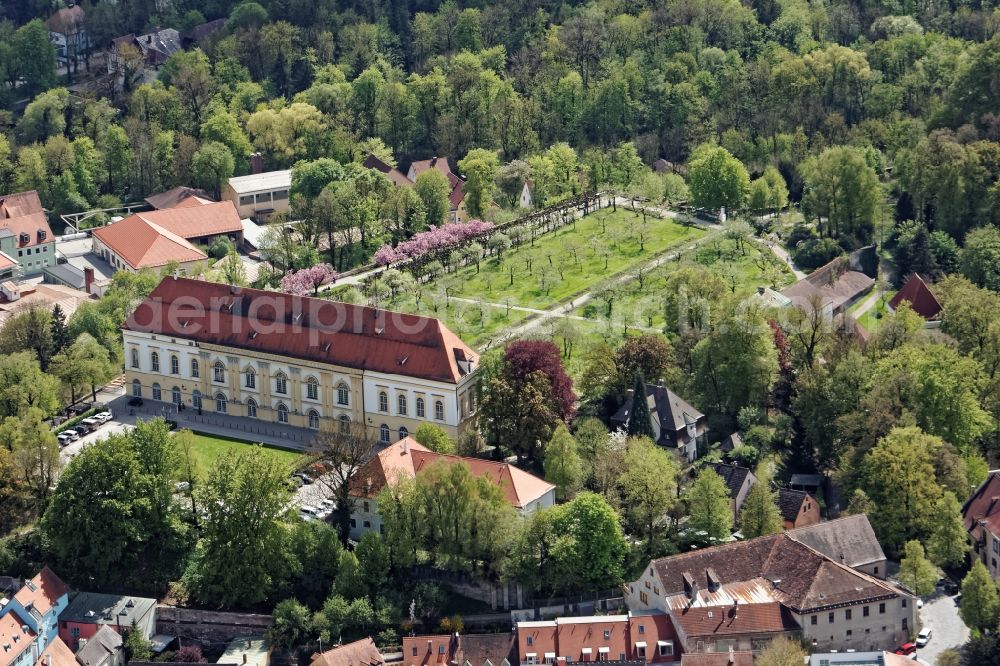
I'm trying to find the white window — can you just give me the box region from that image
[657,642,672,657]
[170,355,179,375]
[378,391,388,413]
[247,398,257,418]
[150,351,159,372]
[398,394,407,415]
[399,426,408,440]
[416,397,425,417]
[215,393,227,413]
[171,387,181,406]
[213,361,225,383]
[308,409,320,429]
[379,424,390,443]
[130,348,139,369]
[306,377,319,400]
[435,400,444,420]
[151,383,161,401]
[192,390,202,410]
[275,373,287,394]
[277,403,289,423]
[337,383,349,405]
[191,358,200,377]
[245,368,256,389]
[132,379,142,397]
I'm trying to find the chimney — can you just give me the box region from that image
[84,267,94,294]
[173,268,179,280]
[250,153,264,175]
[243,654,247,664]
[403,438,409,454]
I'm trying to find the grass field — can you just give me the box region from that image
[442,207,707,309]
[182,431,304,479]
[856,290,897,333]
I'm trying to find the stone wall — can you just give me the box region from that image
[155,605,272,643]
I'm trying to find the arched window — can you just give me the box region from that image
[339,415,350,434]
[150,352,160,372]
[337,383,349,406]
[151,383,161,401]
[215,392,227,413]
[434,400,444,420]
[191,358,200,378]
[277,403,289,424]
[171,387,181,406]
[416,397,425,418]
[274,372,287,394]
[399,426,408,440]
[192,390,202,410]
[308,409,320,429]
[170,355,179,375]
[130,348,139,369]
[379,423,390,443]
[246,398,257,418]
[132,379,142,397]
[244,367,256,389]
[397,394,407,415]
[306,377,319,400]
[378,391,388,413]
[213,361,225,383]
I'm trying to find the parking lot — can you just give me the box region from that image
[57,415,132,462]
[915,587,967,665]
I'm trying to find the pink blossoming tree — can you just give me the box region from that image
[280,263,338,295]
[373,220,494,266]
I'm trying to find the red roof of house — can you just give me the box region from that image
[671,601,798,638]
[515,614,678,664]
[125,278,478,384]
[889,273,942,320]
[144,186,214,210]
[679,653,753,666]
[408,158,465,210]
[349,437,554,508]
[0,252,16,270]
[13,567,68,616]
[963,471,1000,543]
[310,638,383,666]
[0,612,35,666]
[402,635,453,666]
[35,637,77,666]
[132,201,243,238]
[0,191,52,250]
[92,216,206,269]
[362,155,412,188]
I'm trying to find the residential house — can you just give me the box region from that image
[123,277,480,442]
[0,612,36,666]
[678,654,753,666]
[0,191,56,277]
[406,158,466,223]
[223,171,291,223]
[108,29,181,76]
[362,155,412,189]
[181,19,227,49]
[518,182,533,209]
[35,637,77,666]
[719,433,742,455]
[780,247,878,319]
[808,652,914,666]
[786,515,887,579]
[707,464,757,523]
[888,274,942,322]
[610,382,708,462]
[962,470,1000,580]
[348,437,554,540]
[74,626,123,666]
[515,612,680,665]
[46,6,89,72]
[91,201,243,273]
[746,287,791,310]
[0,568,69,651]
[310,637,382,666]
[402,632,515,666]
[627,531,915,652]
[57,593,156,652]
[777,489,820,530]
[144,187,214,211]
[0,282,92,327]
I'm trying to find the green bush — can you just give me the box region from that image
[208,237,235,259]
[793,237,841,270]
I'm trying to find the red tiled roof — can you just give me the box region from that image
[889,273,942,320]
[144,186,214,210]
[776,489,811,523]
[516,614,678,664]
[408,158,465,210]
[963,471,1000,543]
[13,567,67,616]
[679,653,753,666]
[35,637,77,666]
[0,253,15,270]
[133,201,243,238]
[671,601,798,638]
[125,278,478,384]
[349,438,554,508]
[362,155,412,188]
[92,216,206,269]
[0,612,35,666]
[402,635,454,666]
[310,637,383,666]
[0,191,52,250]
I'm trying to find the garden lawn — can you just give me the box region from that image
[443,208,707,310]
[856,290,897,334]
[181,431,304,479]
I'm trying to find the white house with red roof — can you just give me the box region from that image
[0,191,55,278]
[406,158,467,223]
[122,277,480,440]
[347,437,554,540]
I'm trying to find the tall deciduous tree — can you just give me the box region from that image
[458,148,500,218]
[543,425,583,500]
[739,479,783,538]
[625,374,654,439]
[927,492,970,568]
[617,437,678,552]
[687,144,751,212]
[685,468,733,541]
[192,141,235,200]
[960,560,1000,633]
[755,636,807,666]
[898,540,938,596]
[801,146,881,241]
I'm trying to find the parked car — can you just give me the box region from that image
[94,411,113,423]
[57,433,73,446]
[916,628,932,647]
[59,430,80,442]
[894,643,917,657]
[81,417,102,429]
[299,505,320,521]
[73,423,91,435]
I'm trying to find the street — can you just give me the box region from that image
[916,590,968,665]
